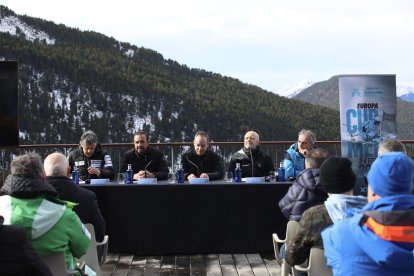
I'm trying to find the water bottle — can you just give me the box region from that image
[177,164,184,183]
[278,161,285,182]
[72,166,79,185]
[126,164,133,184]
[234,162,242,183]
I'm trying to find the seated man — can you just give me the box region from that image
[44,152,106,242]
[278,148,329,222]
[285,157,367,266]
[283,129,316,180]
[0,153,90,272]
[121,130,169,180]
[68,130,115,182]
[0,215,52,275]
[182,131,223,180]
[227,130,274,178]
[322,152,414,275]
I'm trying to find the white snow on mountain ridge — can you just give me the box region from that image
[0,15,55,44]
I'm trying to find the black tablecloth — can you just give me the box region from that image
[82,181,290,255]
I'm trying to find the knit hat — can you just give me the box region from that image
[367,152,413,197]
[319,157,356,193]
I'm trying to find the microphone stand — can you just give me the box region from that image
[249,149,254,177]
[186,156,200,177]
[144,160,153,178]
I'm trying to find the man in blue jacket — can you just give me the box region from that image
[283,129,316,180]
[322,152,414,275]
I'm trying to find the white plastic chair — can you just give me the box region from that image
[41,251,78,275]
[294,247,332,276]
[272,220,300,276]
[78,223,109,275]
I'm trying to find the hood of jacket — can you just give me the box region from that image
[324,194,367,223]
[0,174,57,198]
[349,195,414,270]
[0,175,67,240]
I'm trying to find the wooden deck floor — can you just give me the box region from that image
[99,252,281,276]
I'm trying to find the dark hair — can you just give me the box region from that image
[134,131,149,141]
[305,148,329,168]
[80,130,98,145]
[194,131,209,142]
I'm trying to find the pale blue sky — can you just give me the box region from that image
[2,0,414,94]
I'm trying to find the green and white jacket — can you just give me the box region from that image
[0,174,91,271]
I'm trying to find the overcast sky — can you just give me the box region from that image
[2,0,414,94]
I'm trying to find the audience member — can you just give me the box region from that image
[283,129,316,179]
[44,152,106,241]
[181,131,223,180]
[0,152,90,272]
[68,130,115,182]
[322,152,414,275]
[378,138,406,156]
[285,157,366,266]
[279,148,329,222]
[227,131,274,178]
[121,131,169,180]
[0,215,52,276]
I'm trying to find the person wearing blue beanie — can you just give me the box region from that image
[322,152,414,276]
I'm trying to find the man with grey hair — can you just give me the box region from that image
[228,130,274,178]
[44,152,106,242]
[283,129,316,180]
[68,130,114,182]
[0,152,90,272]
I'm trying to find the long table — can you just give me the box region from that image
[82,181,290,255]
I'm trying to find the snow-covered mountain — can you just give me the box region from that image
[276,79,314,98]
[397,81,414,102]
[0,14,55,44]
[278,78,414,102]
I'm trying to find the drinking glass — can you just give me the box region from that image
[225,172,233,183]
[117,172,125,184]
[168,172,176,184]
[269,171,276,182]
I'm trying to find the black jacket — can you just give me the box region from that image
[0,216,53,276]
[45,176,106,241]
[68,143,115,181]
[228,146,275,178]
[278,168,328,221]
[121,147,169,180]
[182,149,224,180]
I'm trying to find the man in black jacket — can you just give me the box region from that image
[44,152,106,242]
[181,131,223,181]
[228,131,274,177]
[121,131,169,180]
[0,215,52,275]
[68,130,114,181]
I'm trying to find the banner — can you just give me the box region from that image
[339,75,397,195]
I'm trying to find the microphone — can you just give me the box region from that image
[186,156,200,177]
[249,149,254,177]
[144,160,153,178]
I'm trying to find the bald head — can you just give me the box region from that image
[44,152,70,177]
[244,131,260,150]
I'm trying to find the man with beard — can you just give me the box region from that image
[227,131,274,178]
[121,131,169,180]
[181,131,223,181]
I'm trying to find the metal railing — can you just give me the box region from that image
[1,140,413,185]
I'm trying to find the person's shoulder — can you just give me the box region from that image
[68,148,81,158]
[123,148,135,156]
[77,186,96,199]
